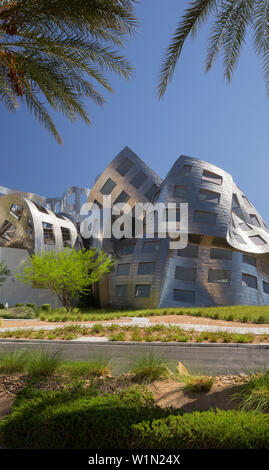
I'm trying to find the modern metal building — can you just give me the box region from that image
[1,146,269,308]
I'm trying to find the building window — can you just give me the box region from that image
[198,189,220,205]
[263,281,269,294]
[135,285,151,298]
[242,195,252,208]
[239,222,251,232]
[0,220,16,241]
[233,233,246,244]
[249,235,266,246]
[145,184,159,201]
[242,273,257,289]
[114,191,130,204]
[116,158,134,176]
[33,202,48,214]
[208,269,231,284]
[180,165,192,177]
[202,170,222,185]
[115,285,128,297]
[138,262,155,275]
[116,263,130,276]
[42,222,55,245]
[10,204,23,221]
[210,248,232,260]
[120,243,135,255]
[131,171,147,189]
[177,245,199,258]
[142,241,160,253]
[249,214,260,227]
[61,227,71,247]
[232,194,240,208]
[173,289,195,303]
[100,178,116,195]
[175,266,196,282]
[243,255,256,268]
[173,185,187,198]
[261,262,269,275]
[194,210,217,225]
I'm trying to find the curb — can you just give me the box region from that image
[0,338,269,349]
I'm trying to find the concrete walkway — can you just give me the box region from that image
[1,316,269,335]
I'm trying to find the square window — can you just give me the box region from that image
[180,165,192,177]
[199,189,220,205]
[243,255,256,268]
[61,227,71,247]
[173,185,187,198]
[242,273,257,289]
[0,220,16,241]
[115,285,128,297]
[175,266,196,282]
[145,184,159,201]
[263,281,269,294]
[138,262,155,275]
[142,241,160,254]
[120,243,135,255]
[177,245,199,258]
[116,158,134,176]
[10,204,23,221]
[249,235,266,246]
[100,178,116,195]
[116,263,130,276]
[131,171,147,189]
[208,269,231,284]
[114,191,130,204]
[239,222,251,232]
[194,210,217,225]
[242,195,252,208]
[232,194,240,208]
[135,285,151,298]
[261,263,269,275]
[42,222,55,245]
[233,233,246,244]
[202,170,222,185]
[249,214,260,227]
[210,248,232,260]
[173,289,195,303]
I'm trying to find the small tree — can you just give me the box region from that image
[16,248,114,311]
[0,260,10,286]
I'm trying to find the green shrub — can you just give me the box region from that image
[0,386,169,449]
[26,349,62,377]
[132,410,269,449]
[41,304,51,311]
[128,351,171,384]
[0,351,28,374]
[60,356,111,378]
[15,303,24,307]
[179,374,214,392]
[232,373,269,412]
[26,303,35,309]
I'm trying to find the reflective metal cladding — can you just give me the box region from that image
[88,148,269,308]
[1,146,269,308]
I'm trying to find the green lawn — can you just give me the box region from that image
[34,305,269,324]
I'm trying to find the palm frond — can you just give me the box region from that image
[158,0,218,98]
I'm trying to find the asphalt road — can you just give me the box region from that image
[0,340,269,375]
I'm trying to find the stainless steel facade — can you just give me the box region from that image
[86,148,269,308]
[0,193,78,254]
[1,146,269,308]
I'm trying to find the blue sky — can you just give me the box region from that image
[1,0,269,220]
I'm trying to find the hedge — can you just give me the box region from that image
[1,386,268,449]
[132,410,269,449]
[0,386,171,449]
